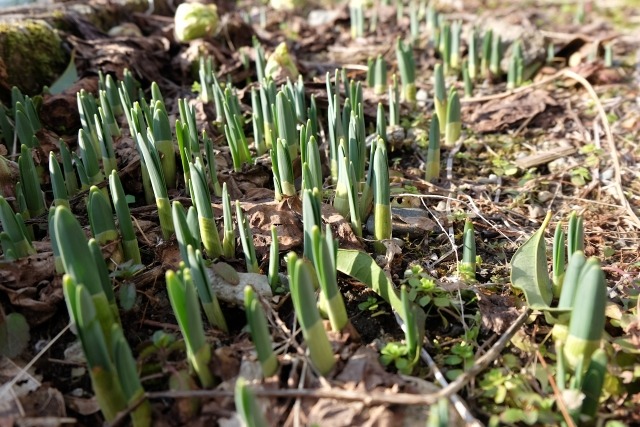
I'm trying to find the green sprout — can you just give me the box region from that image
[110,325,152,427]
[14,105,38,148]
[62,276,129,423]
[251,88,267,156]
[276,91,298,159]
[95,112,117,175]
[426,5,438,43]
[409,1,419,41]
[400,284,420,368]
[326,71,344,181]
[439,21,451,72]
[99,88,120,138]
[152,101,177,189]
[271,138,296,201]
[388,74,400,127]
[311,225,348,332]
[490,33,502,78]
[287,253,335,375]
[223,95,252,173]
[236,201,260,274]
[244,286,278,377]
[372,139,391,241]
[198,56,214,103]
[450,20,462,70]
[373,55,387,96]
[334,143,361,237]
[349,2,364,39]
[221,182,236,259]
[427,398,449,427]
[366,57,375,88]
[78,128,104,186]
[18,144,45,218]
[376,102,388,149]
[268,226,280,290]
[187,245,228,332]
[100,73,123,116]
[507,40,524,90]
[433,63,447,134]
[425,115,440,182]
[567,211,584,258]
[88,185,123,265]
[563,258,606,370]
[303,187,322,261]
[59,141,79,196]
[260,79,276,150]
[48,207,63,273]
[481,29,493,79]
[0,196,35,258]
[302,136,322,193]
[459,218,476,280]
[467,28,478,80]
[54,206,120,341]
[137,132,173,240]
[253,37,267,84]
[604,43,613,67]
[234,377,268,427]
[109,171,141,265]
[165,268,214,387]
[444,89,461,147]
[579,348,607,419]
[396,39,416,103]
[172,200,199,263]
[552,221,566,298]
[49,152,69,208]
[189,158,222,258]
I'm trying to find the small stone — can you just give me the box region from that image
[537,190,553,202]
[528,204,545,219]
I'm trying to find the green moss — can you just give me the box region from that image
[0,20,68,97]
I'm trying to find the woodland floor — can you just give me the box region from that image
[1,0,640,426]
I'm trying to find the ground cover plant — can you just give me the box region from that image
[0,0,639,426]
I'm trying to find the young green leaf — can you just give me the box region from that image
[510,212,553,309]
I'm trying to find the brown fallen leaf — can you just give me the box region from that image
[0,253,62,326]
[464,89,557,133]
[477,291,520,334]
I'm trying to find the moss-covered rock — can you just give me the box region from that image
[0,19,68,99]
